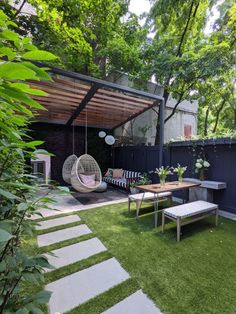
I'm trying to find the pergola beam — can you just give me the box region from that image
[31,62,166,166]
[112,100,159,130]
[66,83,100,126]
[33,62,164,102]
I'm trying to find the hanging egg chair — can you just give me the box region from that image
[71,154,102,193]
[62,154,77,184]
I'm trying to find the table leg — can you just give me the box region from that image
[177,217,181,242]
[154,194,159,228]
[162,210,165,232]
[182,188,189,204]
[136,193,145,218]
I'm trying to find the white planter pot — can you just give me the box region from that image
[130,187,139,194]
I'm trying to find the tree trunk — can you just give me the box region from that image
[154,89,169,145]
[204,107,209,136]
[212,99,226,133]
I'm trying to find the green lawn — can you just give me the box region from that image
[76,202,236,314]
[25,202,236,314]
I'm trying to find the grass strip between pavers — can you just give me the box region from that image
[67,278,139,314]
[36,220,84,235]
[45,250,113,284]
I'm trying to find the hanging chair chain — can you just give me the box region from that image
[72,120,75,155]
[85,105,88,154]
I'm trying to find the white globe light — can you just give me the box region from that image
[98,131,106,138]
[105,135,115,145]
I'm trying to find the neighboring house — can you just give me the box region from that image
[108,72,198,144]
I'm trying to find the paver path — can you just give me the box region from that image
[103,290,161,314]
[37,213,161,313]
[37,224,92,247]
[44,237,107,272]
[36,214,80,230]
[46,258,130,314]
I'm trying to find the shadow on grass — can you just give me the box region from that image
[122,202,219,243]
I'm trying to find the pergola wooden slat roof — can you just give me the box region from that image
[31,78,155,129]
[30,65,163,127]
[29,64,165,165]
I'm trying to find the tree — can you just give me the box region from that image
[197,1,236,135]
[144,0,235,142]
[1,0,146,78]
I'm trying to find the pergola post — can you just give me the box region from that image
[159,98,165,167]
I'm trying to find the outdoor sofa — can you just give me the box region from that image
[103,169,141,190]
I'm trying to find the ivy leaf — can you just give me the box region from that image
[0,228,14,242]
[0,47,16,60]
[25,141,44,148]
[15,308,29,314]
[22,50,57,61]
[0,187,18,200]
[21,62,52,81]
[1,85,46,110]
[0,62,37,80]
[11,83,48,96]
[0,29,19,42]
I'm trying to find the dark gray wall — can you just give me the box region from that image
[114,139,236,213]
[30,122,112,184]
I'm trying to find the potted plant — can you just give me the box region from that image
[129,180,140,194]
[195,158,210,180]
[155,166,172,186]
[173,164,187,184]
[129,173,151,194]
[138,172,152,185]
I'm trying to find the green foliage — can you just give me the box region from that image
[0,10,62,312]
[2,0,145,77]
[145,0,235,140]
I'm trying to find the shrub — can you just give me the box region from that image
[0,10,63,312]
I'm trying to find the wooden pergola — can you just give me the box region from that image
[30,65,165,165]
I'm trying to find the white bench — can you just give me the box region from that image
[128,192,172,218]
[162,200,218,241]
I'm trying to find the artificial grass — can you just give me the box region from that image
[68,278,139,314]
[76,202,236,314]
[45,251,113,284]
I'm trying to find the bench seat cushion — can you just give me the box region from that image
[103,176,127,188]
[164,200,217,219]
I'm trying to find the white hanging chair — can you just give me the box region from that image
[62,154,77,184]
[71,154,102,193]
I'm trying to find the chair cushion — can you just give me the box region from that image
[113,169,124,179]
[79,173,96,186]
[104,168,113,177]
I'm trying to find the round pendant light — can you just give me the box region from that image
[98,131,106,138]
[105,135,115,145]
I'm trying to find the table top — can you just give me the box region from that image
[137,181,200,194]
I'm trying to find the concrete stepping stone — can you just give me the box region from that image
[36,215,81,230]
[103,290,161,314]
[44,237,107,272]
[46,257,130,314]
[37,224,92,247]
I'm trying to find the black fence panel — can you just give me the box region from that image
[114,139,236,213]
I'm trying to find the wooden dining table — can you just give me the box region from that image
[137,181,200,227]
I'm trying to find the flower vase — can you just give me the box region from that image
[199,169,205,181]
[178,176,183,184]
[160,178,165,187]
